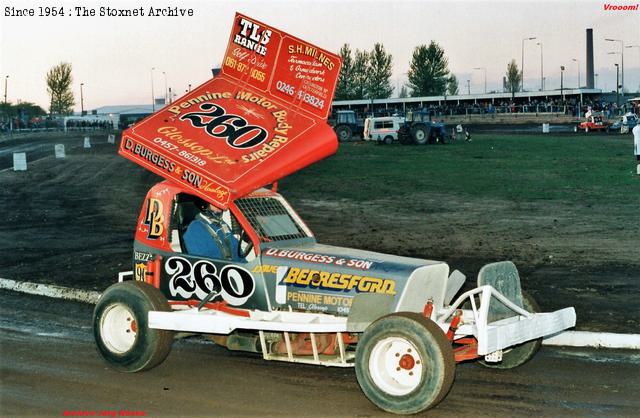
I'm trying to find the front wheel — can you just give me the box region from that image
[479,291,542,369]
[355,312,455,415]
[93,281,174,372]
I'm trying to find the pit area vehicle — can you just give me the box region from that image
[610,112,638,134]
[574,112,610,133]
[397,110,448,145]
[330,110,364,141]
[93,13,576,415]
[363,116,405,144]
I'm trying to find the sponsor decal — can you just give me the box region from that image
[287,291,353,313]
[233,17,273,57]
[123,133,231,205]
[279,267,396,295]
[123,137,177,174]
[133,250,153,262]
[164,256,255,306]
[179,102,269,149]
[263,249,374,270]
[164,93,293,166]
[154,187,170,197]
[142,198,164,239]
[134,263,148,281]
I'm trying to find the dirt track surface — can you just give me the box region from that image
[0,132,638,332]
[1,290,639,418]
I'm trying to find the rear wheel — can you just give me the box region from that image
[479,291,542,369]
[355,312,455,414]
[93,281,174,372]
[383,135,394,145]
[411,125,429,145]
[335,125,353,142]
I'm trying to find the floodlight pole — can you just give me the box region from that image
[605,39,624,95]
[521,37,537,91]
[80,83,84,114]
[626,45,640,88]
[151,67,156,112]
[4,75,8,104]
[560,66,565,106]
[162,71,168,104]
[473,67,487,93]
[616,65,619,100]
[537,42,543,91]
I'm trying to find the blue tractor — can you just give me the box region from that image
[397,110,448,145]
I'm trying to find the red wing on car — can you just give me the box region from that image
[119,13,342,209]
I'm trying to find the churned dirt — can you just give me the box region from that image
[1,290,639,417]
[0,131,637,333]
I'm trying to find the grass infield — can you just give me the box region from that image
[281,133,640,206]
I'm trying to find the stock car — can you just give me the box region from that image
[93,180,576,414]
[575,112,610,133]
[610,112,638,134]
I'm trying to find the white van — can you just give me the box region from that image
[363,116,405,144]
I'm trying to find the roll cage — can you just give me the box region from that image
[169,185,314,258]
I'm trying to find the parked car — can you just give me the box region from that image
[363,116,405,144]
[610,112,638,134]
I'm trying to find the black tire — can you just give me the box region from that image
[335,125,353,142]
[397,126,413,145]
[93,281,174,372]
[411,124,429,145]
[383,135,394,145]
[439,134,448,145]
[355,312,455,415]
[479,291,542,369]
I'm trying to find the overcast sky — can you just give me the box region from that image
[1,0,638,111]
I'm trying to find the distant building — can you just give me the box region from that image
[93,105,158,129]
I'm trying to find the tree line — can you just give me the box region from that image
[335,41,524,101]
[1,62,76,123]
[3,51,526,122]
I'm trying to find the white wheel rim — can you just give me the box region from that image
[415,131,425,140]
[368,336,423,396]
[100,303,137,354]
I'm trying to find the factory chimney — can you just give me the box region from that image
[586,28,594,89]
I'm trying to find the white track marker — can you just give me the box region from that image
[0,278,101,304]
[13,152,27,171]
[1,278,638,350]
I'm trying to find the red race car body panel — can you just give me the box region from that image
[119,13,341,209]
